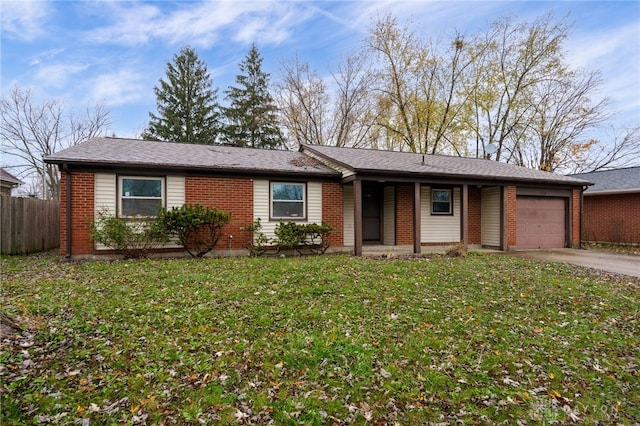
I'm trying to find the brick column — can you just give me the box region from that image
[322,182,343,247]
[503,185,517,250]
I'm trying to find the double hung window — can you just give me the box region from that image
[119,177,164,217]
[431,188,452,215]
[271,182,306,219]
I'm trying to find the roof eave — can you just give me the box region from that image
[45,157,341,179]
[351,168,589,187]
[584,188,640,196]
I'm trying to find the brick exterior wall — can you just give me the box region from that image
[468,187,481,245]
[505,186,517,249]
[395,185,414,245]
[59,172,95,256]
[185,176,253,250]
[322,182,343,247]
[571,188,581,247]
[582,193,640,244]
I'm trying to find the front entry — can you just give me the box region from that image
[362,183,382,242]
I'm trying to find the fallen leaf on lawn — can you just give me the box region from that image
[380,368,392,378]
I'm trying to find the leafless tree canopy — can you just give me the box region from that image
[276,12,636,172]
[1,86,110,198]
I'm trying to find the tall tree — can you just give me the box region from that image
[142,46,220,144]
[222,44,284,149]
[462,14,611,171]
[0,86,110,199]
[366,14,471,154]
[276,52,375,148]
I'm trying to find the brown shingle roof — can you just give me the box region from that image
[302,144,591,186]
[45,137,340,177]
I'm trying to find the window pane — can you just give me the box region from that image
[272,184,303,201]
[273,201,304,218]
[432,202,451,213]
[432,189,452,214]
[122,199,162,216]
[432,190,450,202]
[123,179,162,197]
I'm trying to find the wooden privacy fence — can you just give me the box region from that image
[1,196,59,255]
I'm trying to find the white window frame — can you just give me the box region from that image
[431,188,453,215]
[270,182,306,220]
[118,176,165,218]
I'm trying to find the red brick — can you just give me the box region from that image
[582,193,640,244]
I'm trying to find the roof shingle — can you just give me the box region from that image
[302,144,590,186]
[45,137,340,177]
[569,167,640,194]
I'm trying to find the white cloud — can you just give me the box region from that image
[84,68,149,107]
[34,63,89,89]
[85,1,313,48]
[27,48,65,66]
[0,0,51,41]
[566,21,640,119]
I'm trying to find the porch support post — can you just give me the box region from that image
[461,184,469,248]
[354,179,363,256]
[413,182,421,254]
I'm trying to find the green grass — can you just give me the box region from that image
[1,252,638,424]
[584,241,640,256]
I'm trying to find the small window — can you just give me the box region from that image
[431,189,452,215]
[271,182,305,219]
[119,177,164,217]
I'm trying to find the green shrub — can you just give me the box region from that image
[243,220,332,255]
[243,218,271,257]
[90,210,168,259]
[159,204,231,258]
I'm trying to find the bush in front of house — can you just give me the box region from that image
[245,219,332,256]
[158,204,231,258]
[91,210,168,259]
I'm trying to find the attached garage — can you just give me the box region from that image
[516,196,566,249]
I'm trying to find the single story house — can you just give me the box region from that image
[44,137,591,258]
[569,167,639,244]
[0,168,23,196]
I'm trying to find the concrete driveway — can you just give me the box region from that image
[507,249,640,278]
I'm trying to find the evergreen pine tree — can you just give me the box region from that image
[142,46,220,144]
[221,44,284,149]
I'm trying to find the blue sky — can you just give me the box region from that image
[2,0,639,140]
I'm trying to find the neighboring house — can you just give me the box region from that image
[569,167,640,244]
[0,168,23,196]
[44,137,591,258]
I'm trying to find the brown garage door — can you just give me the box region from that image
[517,197,566,249]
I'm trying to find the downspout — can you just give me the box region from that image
[64,164,72,259]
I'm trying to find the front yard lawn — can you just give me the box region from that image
[1,253,638,424]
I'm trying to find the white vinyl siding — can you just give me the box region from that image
[421,186,461,243]
[481,187,501,247]
[166,176,185,209]
[343,184,354,247]
[383,186,395,245]
[253,179,322,242]
[94,173,184,250]
[94,173,117,251]
[302,149,355,178]
[95,173,116,216]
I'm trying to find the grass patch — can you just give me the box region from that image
[583,242,640,256]
[2,252,638,424]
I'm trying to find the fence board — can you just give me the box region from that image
[0,196,60,255]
